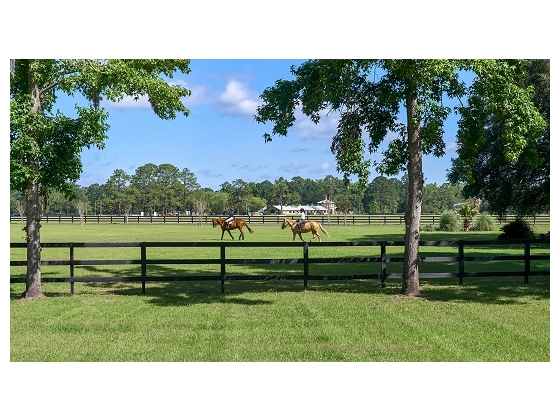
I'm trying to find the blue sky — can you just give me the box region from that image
[66,59,464,191]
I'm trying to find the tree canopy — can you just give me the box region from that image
[448,59,550,216]
[255,59,546,295]
[10,59,192,299]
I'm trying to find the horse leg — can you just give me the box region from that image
[227,229,235,240]
[239,228,244,240]
[314,229,321,242]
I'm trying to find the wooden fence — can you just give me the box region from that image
[9,213,551,226]
[10,239,550,294]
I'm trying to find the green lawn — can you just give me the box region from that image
[10,221,550,362]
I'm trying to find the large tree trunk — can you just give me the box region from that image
[23,65,45,299]
[24,176,44,299]
[401,92,423,296]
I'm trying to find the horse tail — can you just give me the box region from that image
[318,222,331,237]
[245,222,254,234]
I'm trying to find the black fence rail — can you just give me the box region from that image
[10,239,550,294]
[9,213,551,226]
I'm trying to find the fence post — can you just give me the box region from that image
[524,241,530,284]
[303,242,309,291]
[380,242,387,288]
[220,244,226,293]
[141,243,146,295]
[458,241,464,285]
[70,243,74,294]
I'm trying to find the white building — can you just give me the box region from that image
[268,204,329,215]
[317,198,336,214]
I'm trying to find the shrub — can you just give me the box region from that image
[457,198,482,231]
[420,224,436,231]
[498,218,536,239]
[471,213,496,231]
[439,210,461,231]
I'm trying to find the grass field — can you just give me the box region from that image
[9,221,550,362]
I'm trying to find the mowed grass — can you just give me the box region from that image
[10,221,550,362]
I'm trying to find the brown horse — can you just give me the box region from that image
[212,218,254,240]
[281,218,330,242]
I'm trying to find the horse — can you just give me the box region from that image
[281,218,330,242]
[212,217,254,240]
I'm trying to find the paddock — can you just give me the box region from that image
[10,223,551,363]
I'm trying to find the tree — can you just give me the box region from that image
[44,188,74,215]
[131,163,159,215]
[76,201,88,225]
[271,178,289,211]
[156,163,181,215]
[363,176,401,214]
[289,176,322,205]
[10,190,26,223]
[255,59,545,296]
[346,182,365,214]
[247,196,267,213]
[10,59,191,299]
[448,60,550,217]
[231,179,250,213]
[421,182,464,214]
[178,168,200,215]
[104,169,131,215]
[437,183,465,211]
[207,191,230,214]
[83,183,106,215]
[334,194,352,224]
[250,180,274,205]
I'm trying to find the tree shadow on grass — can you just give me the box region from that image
[76,274,550,307]
[413,277,550,304]
[11,275,549,307]
[80,279,284,307]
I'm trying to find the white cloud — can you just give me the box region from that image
[215,80,262,116]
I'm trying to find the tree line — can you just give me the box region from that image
[10,168,471,217]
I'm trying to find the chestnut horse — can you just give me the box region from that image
[212,218,254,240]
[281,218,330,242]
